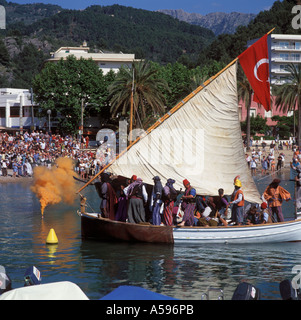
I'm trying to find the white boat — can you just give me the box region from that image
[0,281,89,300]
[81,212,301,244]
[172,219,301,244]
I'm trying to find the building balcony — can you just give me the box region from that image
[271,57,301,63]
[272,46,301,51]
[271,79,290,85]
[271,69,290,74]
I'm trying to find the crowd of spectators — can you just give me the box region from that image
[0,130,115,178]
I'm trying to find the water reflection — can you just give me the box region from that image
[77,239,301,300]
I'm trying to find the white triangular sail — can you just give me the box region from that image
[107,62,261,203]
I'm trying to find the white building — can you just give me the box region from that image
[0,88,40,130]
[47,42,136,74]
[270,34,301,85]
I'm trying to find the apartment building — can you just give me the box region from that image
[270,34,301,85]
[47,41,136,74]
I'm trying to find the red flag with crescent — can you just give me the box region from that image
[238,34,271,111]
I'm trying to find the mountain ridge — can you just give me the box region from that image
[157,9,256,35]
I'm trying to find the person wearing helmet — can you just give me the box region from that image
[230,176,245,225]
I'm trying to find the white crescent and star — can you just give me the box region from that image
[254,58,269,82]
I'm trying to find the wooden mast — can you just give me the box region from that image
[129,67,134,143]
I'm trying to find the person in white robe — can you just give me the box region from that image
[25,160,33,177]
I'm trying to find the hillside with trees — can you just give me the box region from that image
[0,0,61,25]
[10,4,215,64]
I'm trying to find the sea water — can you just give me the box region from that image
[0,169,300,300]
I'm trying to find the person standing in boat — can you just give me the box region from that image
[162,178,177,226]
[216,188,230,220]
[115,175,137,222]
[150,176,163,225]
[178,179,196,226]
[129,174,137,184]
[263,178,291,222]
[114,183,128,222]
[94,173,117,220]
[230,176,244,225]
[124,177,148,224]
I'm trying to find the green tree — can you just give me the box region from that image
[157,62,191,108]
[241,115,269,136]
[273,63,301,147]
[11,43,46,88]
[271,115,295,139]
[189,60,226,91]
[108,60,170,128]
[0,38,10,66]
[97,69,117,125]
[32,55,108,134]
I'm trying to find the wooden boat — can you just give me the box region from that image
[80,212,301,244]
[78,32,301,245]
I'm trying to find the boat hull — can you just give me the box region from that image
[81,213,174,244]
[173,220,301,244]
[80,213,301,244]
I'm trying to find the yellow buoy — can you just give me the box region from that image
[46,228,58,244]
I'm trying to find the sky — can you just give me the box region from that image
[10,0,277,15]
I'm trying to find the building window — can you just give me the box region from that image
[295,42,301,50]
[265,110,272,118]
[279,42,289,49]
[279,76,288,84]
[279,64,287,71]
[10,107,24,117]
[280,53,289,61]
[292,53,301,61]
[250,108,256,117]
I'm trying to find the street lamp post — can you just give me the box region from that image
[80,99,84,140]
[47,109,51,133]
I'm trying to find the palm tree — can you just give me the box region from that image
[273,63,301,147]
[238,74,253,150]
[108,60,170,129]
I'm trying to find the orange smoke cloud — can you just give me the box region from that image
[31,157,79,215]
